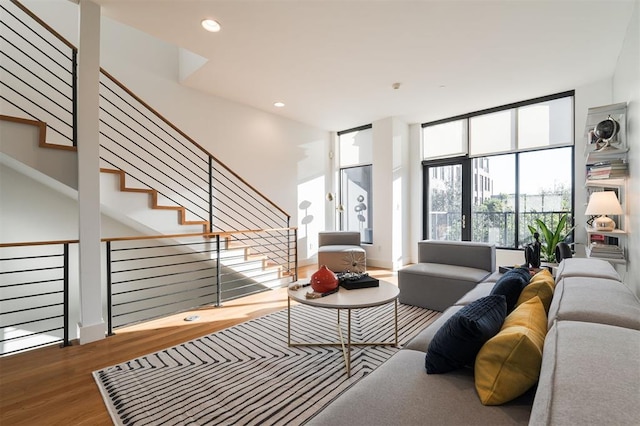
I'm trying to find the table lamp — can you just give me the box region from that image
[585,191,623,231]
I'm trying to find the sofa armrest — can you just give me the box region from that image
[417,240,495,272]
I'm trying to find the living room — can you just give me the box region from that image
[0,0,638,424]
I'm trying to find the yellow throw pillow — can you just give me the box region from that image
[474,296,547,405]
[517,269,554,313]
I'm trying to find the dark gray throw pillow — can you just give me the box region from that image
[425,295,507,374]
[490,268,531,313]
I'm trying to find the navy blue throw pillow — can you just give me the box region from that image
[425,295,507,374]
[490,268,531,313]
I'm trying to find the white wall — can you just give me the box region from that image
[613,0,639,295]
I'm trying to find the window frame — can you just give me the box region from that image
[421,91,575,249]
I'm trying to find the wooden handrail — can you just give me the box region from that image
[0,228,298,248]
[11,0,77,51]
[99,68,291,219]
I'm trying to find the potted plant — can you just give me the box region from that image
[527,214,575,263]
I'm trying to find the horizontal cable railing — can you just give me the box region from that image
[105,228,297,333]
[0,240,73,356]
[99,69,292,276]
[1,228,297,354]
[0,0,76,147]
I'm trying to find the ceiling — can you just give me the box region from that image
[94,0,636,132]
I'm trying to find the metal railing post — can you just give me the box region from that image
[62,243,70,347]
[106,241,113,335]
[216,234,221,306]
[72,49,78,147]
[294,227,298,281]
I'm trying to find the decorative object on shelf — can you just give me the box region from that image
[592,115,620,151]
[527,214,574,263]
[310,265,339,293]
[585,191,623,232]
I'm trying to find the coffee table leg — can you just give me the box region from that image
[347,309,352,377]
[287,296,291,347]
[395,298,398,347]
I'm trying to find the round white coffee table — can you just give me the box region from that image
[287,280,399,377]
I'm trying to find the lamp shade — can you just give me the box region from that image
[585,191,623,216]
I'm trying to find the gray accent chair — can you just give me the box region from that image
[317,231,366,273]
[398,240,495,311]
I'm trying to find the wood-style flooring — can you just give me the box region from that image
[0,266,397,425]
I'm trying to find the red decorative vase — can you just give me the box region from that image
[310,265,339,293]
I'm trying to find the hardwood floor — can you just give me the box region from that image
[0,266,397,425]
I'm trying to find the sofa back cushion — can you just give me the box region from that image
[529,321,640,425]
[548,276,640,330]
[417,240,495,272]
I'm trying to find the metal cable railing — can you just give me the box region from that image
[0,0,76,146]
[430,210,572,248]
[105,229,297,333]
[98,70,293,274]
[0,241,72,356]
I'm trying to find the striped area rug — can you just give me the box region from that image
[94,303,439,425]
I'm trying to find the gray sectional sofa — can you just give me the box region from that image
[309,257,640,425]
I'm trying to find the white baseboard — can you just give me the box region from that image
[77,321,106,344]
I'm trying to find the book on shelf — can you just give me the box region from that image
[587,242,625,259]
[586,159,628,180]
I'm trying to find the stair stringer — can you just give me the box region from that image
[0,115,77,189]
[100,168,210,234]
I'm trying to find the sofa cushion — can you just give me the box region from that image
[308,349,533,426]
[425,295,507,374]
[548,276,640,330]
[555,257,620,281]
[455,281,495,306]
[490,268,530,313]
[404,306,462,352]
[398,263,490,311]
[475,296,547,405]
[516,269,554,313]
[529,321,640,426]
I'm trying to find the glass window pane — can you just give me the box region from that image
[471,154,516,247]
[470,110,514,156]
[518,97,573,150]
[518,147,573,249]
[428,164,462,241]
[340,165,373,244]
[339,128,372,167]
[423,119,467,159]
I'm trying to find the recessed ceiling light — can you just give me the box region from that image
[274,102,285,108]
[201,19,221,33]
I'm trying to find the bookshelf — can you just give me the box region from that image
[583,103,628,266]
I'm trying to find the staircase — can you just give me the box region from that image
[0,0,297,354]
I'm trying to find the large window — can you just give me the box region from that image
[338,125,373,244]
[423,92,574,249]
